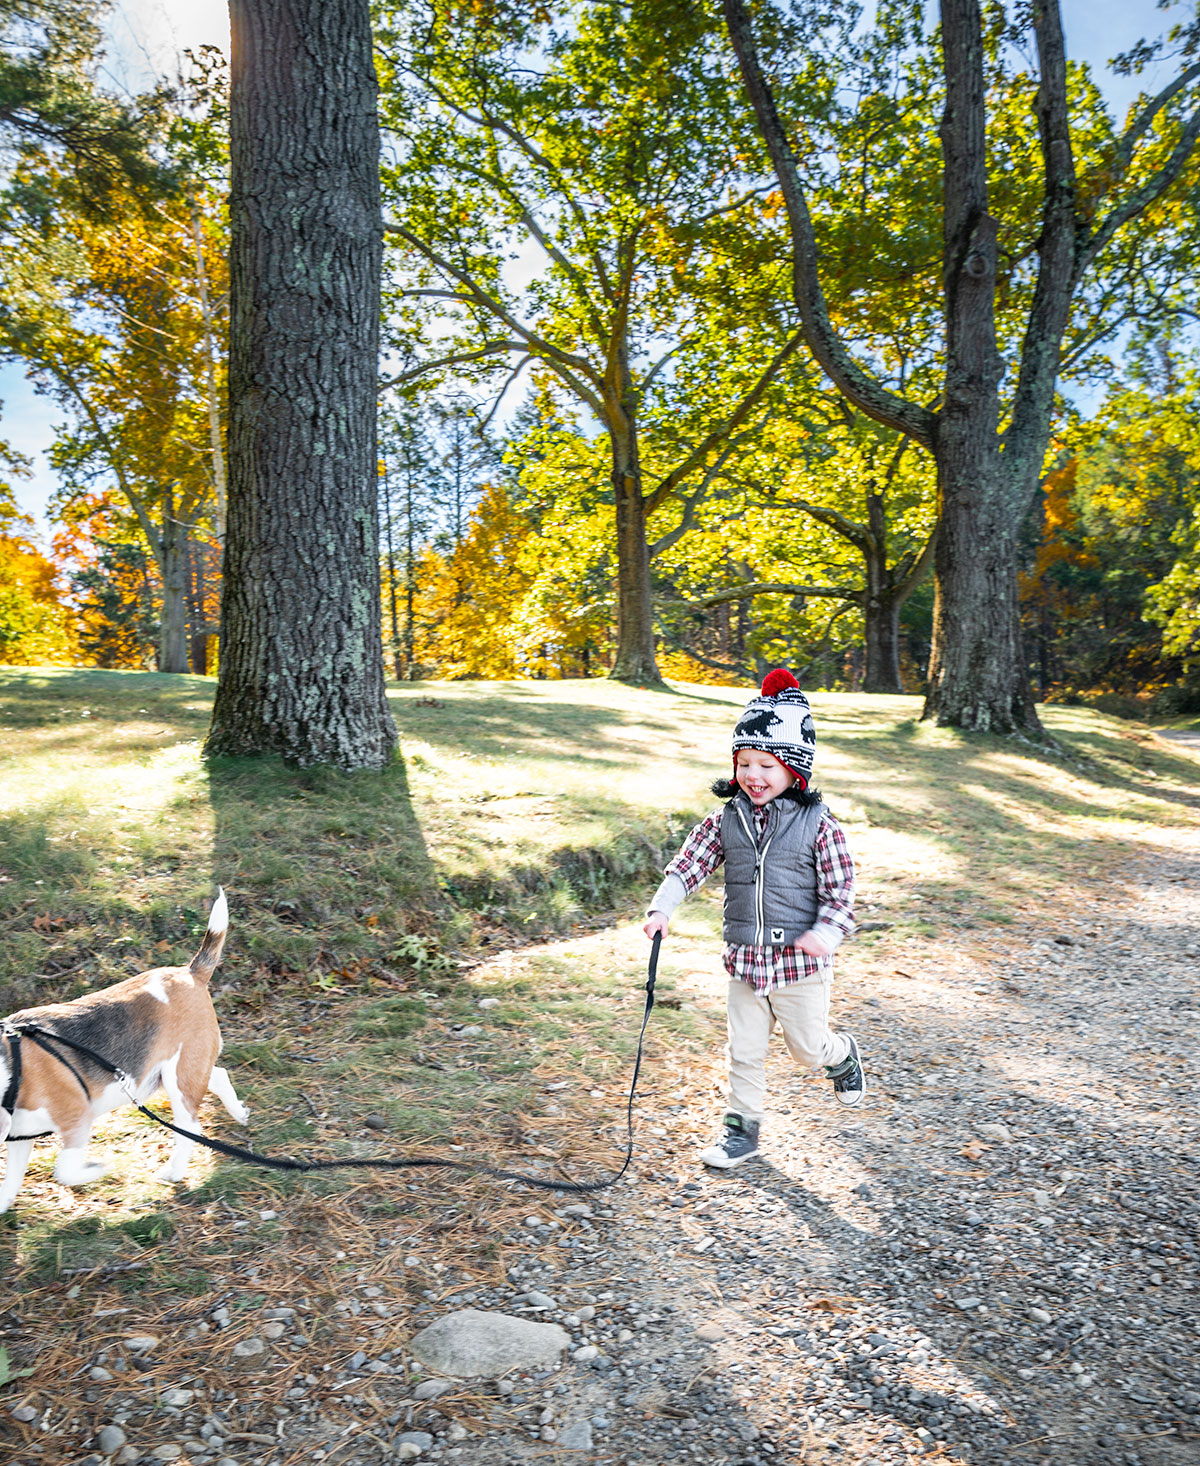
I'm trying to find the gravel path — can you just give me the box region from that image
[402,832,1197,1466]
[9,837,1199,1466]
[1154,730,1200,749]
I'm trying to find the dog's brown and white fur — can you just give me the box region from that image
[0,890,247,1213]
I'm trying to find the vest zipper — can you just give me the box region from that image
[735,802,775,946]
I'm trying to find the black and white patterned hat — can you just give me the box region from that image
[731,668,816,788]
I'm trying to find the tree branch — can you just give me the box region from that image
[894,527,938,601]
[779,496,871,550]
[384,219,607,416]
[662,581,863,611]
[721,0,935,450]
[435,152,609,340]
[1115,61,1200,174]
[647,441,743,559]
[643,333,802,515]
[689,184,775,226]
[383,339,529,386]
[1080,102,1200,274]
[1005,0,1081,484]
[479,354,533,430]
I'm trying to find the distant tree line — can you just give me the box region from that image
[0,0,1198,768]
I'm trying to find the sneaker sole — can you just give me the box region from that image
[833,1038,866,1107]
[699,1146,761,1169]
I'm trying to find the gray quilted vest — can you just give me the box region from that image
[720,792,826,946]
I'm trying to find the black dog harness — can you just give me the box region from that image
[2,1020,98,1141]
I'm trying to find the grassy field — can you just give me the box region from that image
[1,666,1199,1283]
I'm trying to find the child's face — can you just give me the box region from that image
[734,748,797,806]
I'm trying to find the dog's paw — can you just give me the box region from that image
[230,1102,250,1125]
[156,1161,188,1185]
[53,1160,108,1188]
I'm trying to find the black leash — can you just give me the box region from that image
[2,935,662,1195]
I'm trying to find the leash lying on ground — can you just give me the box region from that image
[1,934,662,1196]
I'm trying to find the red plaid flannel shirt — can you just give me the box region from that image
[665,801,856,993]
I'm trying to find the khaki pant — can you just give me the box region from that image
[725,977,851,1123]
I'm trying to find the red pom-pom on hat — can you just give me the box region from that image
[760,667,799,697]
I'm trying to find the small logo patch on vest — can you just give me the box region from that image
[770,927,786,943]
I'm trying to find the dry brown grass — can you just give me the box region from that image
[3,670,1200,1461]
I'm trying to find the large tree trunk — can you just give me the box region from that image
[861,491,904,694]
[607,402,662,684]
[925,466,1038,728]
[863,597,904,694]
[206,0,395,769]
[158,493,189,674]
[924,0,1041,734]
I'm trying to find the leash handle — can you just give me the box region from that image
[646,929,661,995]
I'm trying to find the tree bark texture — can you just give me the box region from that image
[206,0,395,769]
[863,598,903,694]
[606,355,661,683]
[188,194,228,550]
[924,0,1041,732]
[158,488,189,674]
[861,496,903,694]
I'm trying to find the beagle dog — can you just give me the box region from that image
[0,890,248,1213]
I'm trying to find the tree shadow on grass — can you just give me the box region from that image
[203,751,442,989]
[0,666,215,728]
[386,679,742,765]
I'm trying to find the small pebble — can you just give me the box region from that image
[97,1424,127,1453]
[414,1378,452,1400]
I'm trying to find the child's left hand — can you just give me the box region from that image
[795,928,835,958]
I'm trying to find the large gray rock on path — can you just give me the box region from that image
[409,1309,569,1379]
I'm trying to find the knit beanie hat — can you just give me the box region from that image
[731,668,816,789]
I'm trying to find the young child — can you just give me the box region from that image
[643,668,863,1169]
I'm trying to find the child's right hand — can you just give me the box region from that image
[643,911,669,941]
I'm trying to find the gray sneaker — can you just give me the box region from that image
[699,1114,761,1169]
[827,1035,866,1106]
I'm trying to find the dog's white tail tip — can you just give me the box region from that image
[209,887,229,933]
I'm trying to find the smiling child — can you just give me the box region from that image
[643,668,864,1168]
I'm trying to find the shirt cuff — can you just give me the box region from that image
[810,919,848,953]
[648,873,687,919]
